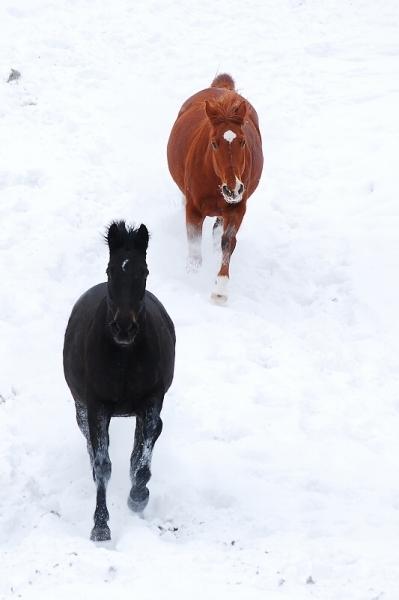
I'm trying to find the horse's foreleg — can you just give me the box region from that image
[212,217,223,252]
[87,403,112,541]
[186,204,204,272]
[128,402,163,513]
[75,400,94,468]
[211,208,246,304]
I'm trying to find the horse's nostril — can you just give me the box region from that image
[111,319,137,341]
[111,321,121,334]
[238,184,244,194]
[222,185,232,197]
[127,321,139,337]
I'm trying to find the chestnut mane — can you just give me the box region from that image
[205,93,247,126]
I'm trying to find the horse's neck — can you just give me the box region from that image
[188,123,212,163]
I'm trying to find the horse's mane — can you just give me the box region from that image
[205,92,247,126]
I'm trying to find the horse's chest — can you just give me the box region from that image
[199,195,225,216]
[91,353,158,410]
[110,362,145,397]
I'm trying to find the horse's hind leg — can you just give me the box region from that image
[186,203,204,272]
[87,402,112,541]
[128,401,163,513]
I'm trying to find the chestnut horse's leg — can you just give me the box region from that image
[186,203,204,272]
[212,217,223,251]
[128,401,163,513]
[87,402,112,541]
[211,207,246,304]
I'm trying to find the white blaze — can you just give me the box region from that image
[223,130,236,143]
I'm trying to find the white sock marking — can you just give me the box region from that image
[212,276,229,298]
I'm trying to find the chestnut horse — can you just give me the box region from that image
[167,74,263,303]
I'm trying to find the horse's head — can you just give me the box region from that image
[205,98,248,204]
[105,221,149,346]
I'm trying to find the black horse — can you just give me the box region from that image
[63,221,175,541]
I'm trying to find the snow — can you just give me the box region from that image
[1,0,399,598]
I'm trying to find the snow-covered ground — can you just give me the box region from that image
[1,1,399,598]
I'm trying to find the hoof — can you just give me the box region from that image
[128,487,149,513]
[90,524,111,542]
[211,276,229,305]
[211,292,228,305]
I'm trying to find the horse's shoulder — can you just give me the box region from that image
[66,283,105,325]
[145,291,175,341]
[75,282,106,305]
[145,290,169,319]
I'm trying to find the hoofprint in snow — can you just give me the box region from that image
[1,0,399,599]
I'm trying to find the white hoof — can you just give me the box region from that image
[211,276,229,305]
[211,292,228,305]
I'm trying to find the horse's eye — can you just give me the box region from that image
[240,139,246,147]
[211,140,218,149]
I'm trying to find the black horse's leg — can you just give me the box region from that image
[87,403,112,541]
[75,400,94,468]
[128,401,163,513]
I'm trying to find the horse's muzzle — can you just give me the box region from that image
[221,182,244,204]
[110,319,138,345]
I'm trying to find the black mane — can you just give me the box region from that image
[105,220,149,254]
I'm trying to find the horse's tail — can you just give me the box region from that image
[211,73,235,90]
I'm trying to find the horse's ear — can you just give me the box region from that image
[205,100,219,123]
[233,100,247,123]
[106,221,125,252]
[134,224,149,254]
